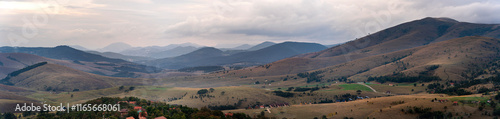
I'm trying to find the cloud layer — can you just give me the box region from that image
[1,0,499,49]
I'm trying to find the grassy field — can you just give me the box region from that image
[450,96,489,102]
[339,84,372,91]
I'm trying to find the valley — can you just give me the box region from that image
[2,17,500,119]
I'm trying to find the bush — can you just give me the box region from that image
[197,89,209,95]
[273,91,294,98]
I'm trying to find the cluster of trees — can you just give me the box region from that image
[297,71,324,83]
[427,83,472,95]
[367,65,442,83]
[178,66,225,73]
[427,74,500,95]
[272,91,294,98]
[367,74,441,83]
[402,106,451,119]
[31,97,250,119]
[207,99,245,110]
[292,87,320,92]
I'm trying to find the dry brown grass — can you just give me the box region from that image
[225,94,494,119]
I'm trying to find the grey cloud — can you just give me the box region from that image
[2,0,500,48]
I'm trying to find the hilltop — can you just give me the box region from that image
[0,46,162,77]
[0,63,151,92]
[222,17,500,77]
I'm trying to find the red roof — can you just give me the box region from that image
[126,117,135,119]
[154,116,167,119]
[134,106,142,110]
[120,109,129,113]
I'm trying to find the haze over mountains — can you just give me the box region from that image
[146,42,327,69]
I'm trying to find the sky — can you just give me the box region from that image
[1,0,500,49]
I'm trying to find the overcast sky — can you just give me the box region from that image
[1,0,500,49]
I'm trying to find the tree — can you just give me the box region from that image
[119,86,124,90]
[3,112,16,119]
[209,88,215,93]
[129,86,135,91]
[197,89,209,95]
[356,90,362,95]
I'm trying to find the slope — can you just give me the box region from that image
[0,53,116,78]
[228,17,500,76]
[0,63,150,92]
[0,46,162,76]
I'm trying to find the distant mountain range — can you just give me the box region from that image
[146,42,327,69]
[86,51,155,62]
[98,42,133,53]
[118,43,203,58]
[247,41,276,51]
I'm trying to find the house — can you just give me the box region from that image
[225,113,234,117]
[154,116,167,119]
[388,84,394,86]
[134,106,142,110]
[129,101,137,105]
[126,117,135,119]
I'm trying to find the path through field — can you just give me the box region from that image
[357,82,377,92]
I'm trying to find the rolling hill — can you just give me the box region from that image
[222,36,500,85]
[0,63,150,92]
[0,53,118,79]
[315,36,500,81]
[147,42,327,69]
[0,46,162,77]
[224,17,500,77]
